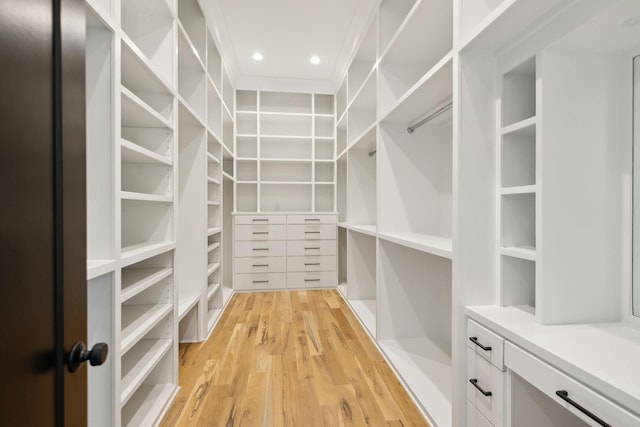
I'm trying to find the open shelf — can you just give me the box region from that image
[122,267,173,303]
[121,37,173,124]
[378,239,452,427]
[348,18,377,105]
[346,231,377,337]
[121,304,173,354]
[121,139,172,166]
[121,200,173,258]
[207,32,221,92]
[260,91,312,114]
[121,0,175,84]
[500,255,536,310]
[260,114,312,137]
[86,14,115,269]
[177,294,199,321]
[120,339,173,406]
[501,57,536,127]
[177,0,206,64]
[122,382,175,427]
[178,29,206,121]
[261,137,312,160]
[379,0,418,55]
[347,73,376,146]
[121,87,172,129]
[260,183,312,212]
[347,127,377,227]
[379,0,451,114]
[314,94,334,115]
[207,79,222,139]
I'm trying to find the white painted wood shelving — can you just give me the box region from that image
[85,0,234,424]
[337,0,640,426]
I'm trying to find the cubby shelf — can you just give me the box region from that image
[378,232,453,259]
[121,304,173,355]
[121,139,172,166]
[178,295,200,321]
[120,339,173,406]
[121,267,173,303]
[121,87,172,129]
[122,384,176,427]
[121,242,176,268]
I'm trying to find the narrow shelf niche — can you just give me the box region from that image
[236,183,258,212]
[378,0,418,55]
[121,200,173,253]
[177,0,206,63]
[347,231,377,337]
[88,273,115,426]
[501,255,535,310]
[314,94,334,115]
[348,18,376,105]
[501,124,536,188]
[378,239,452,427]
[315,184,335,212]
[502,57,536,127]
[237,136,258,158]
[86,12,115,263]
[207,33,222,91]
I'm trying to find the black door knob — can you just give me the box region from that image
[66,341,108,373]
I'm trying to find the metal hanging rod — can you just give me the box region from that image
[407,101,453,134]
[368,149,376,157]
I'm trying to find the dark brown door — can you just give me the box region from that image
[0,0,89,425]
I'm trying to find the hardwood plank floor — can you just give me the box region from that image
[160,290,429,427]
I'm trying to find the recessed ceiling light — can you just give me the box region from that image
[252,51,264,61]
[310,55,320,65]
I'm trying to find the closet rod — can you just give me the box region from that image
[407,101,453,133]
[368,149,376,157]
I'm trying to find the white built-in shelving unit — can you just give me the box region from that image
[84,0,234,424]
[335,1,454,425]
[234,90,336,213]
[337,0,640,426]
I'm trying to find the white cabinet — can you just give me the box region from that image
[233,214,337,289]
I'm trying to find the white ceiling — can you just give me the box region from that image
[200,0,378,93]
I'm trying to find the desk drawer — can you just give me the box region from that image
[235,240,286,257]
[234,273,285,290]
[287,272,336,288]
[505,342,640,426]
[468,347,505,426]
[287,256,336,272]
[235,257,286,274]
[235,224,286,241]
[468,319,505,370]
[287,224,336,240]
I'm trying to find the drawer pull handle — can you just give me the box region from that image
[252,280,269,284]
[304,279,321,282]
[253,231,269,235]
[305,247,320,250]
[555,390,611,427]
[305,263,321,266]
[304,218,321,221]
[469,337,492,352]
[252,219,269,222]
[469,379,492,397]
[252,248,269,251]
[253,264,269,267]
[305,231,321,234]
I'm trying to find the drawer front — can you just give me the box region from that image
[287,256,337,272]
[287,240,336,256]
[235,240,287,257]
[287,271,336,288]
[235,224,286,241]
[468,401,494,427]
[467,319,505,370]
[234,215,286,225]
[287,214,337,224]
[235,257,286,274]
[505,342,640,426]
[287,224,336,240]
[468,347,505,426]
[234,273,286,290]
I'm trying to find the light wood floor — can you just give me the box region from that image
[160,290,429,427]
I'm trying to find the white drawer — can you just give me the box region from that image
[287,256,336,272]
[234,240,287,257]
[287,214,337,224]
[235,257,286,274]
[468,401,494,427]
[468,347,505,426]
[234,215,286,225]
[287,224,336,240]
[505,342,640,426]
[468,319,505,370]
[287,272,336,288]
[287,240,336,256]
[234,224,286,241]
[234,273,286,290]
